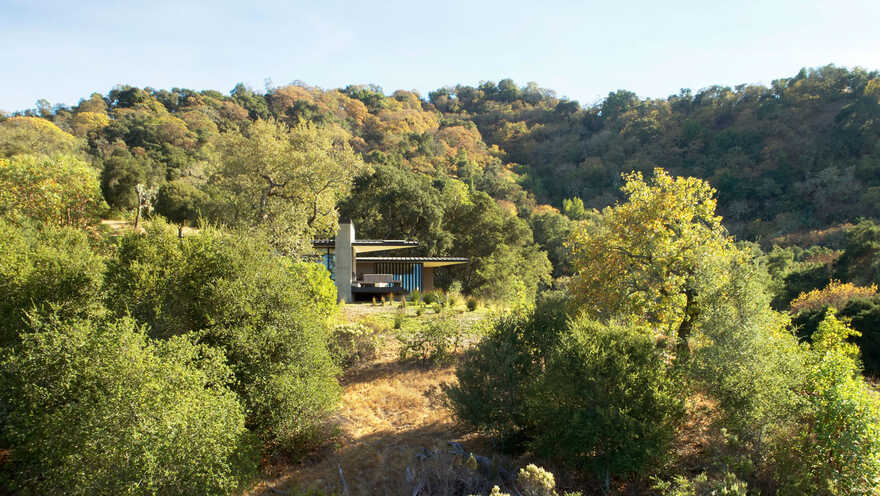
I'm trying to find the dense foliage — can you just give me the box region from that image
[0,315,258,495]
[0,220,105,346]
[450,169,880,493]
[0,220,339,492]
[104,221,340,448]
[9,64,879,283]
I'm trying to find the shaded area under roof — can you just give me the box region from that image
[357,256,468,268]
[312,239,419,253]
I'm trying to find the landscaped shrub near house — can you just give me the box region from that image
[393,307,406,329]
[103,219,340,452]
[0,315,258,495]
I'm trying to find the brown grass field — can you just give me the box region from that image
[251,304,493,496]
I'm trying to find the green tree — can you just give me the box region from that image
[339,165,451,255]
[530,209,575,277]
[104,221,340,449]
[210,119,365,253]
[445,190,551,298]
[0,315,258,495]
[155,179,208,225]
[0,153,105,228]
[777,311,880,495]
[100,147,163,210]
[0,116,81,158]
[568,168,735,359]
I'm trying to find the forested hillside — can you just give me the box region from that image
[4,64,879,244]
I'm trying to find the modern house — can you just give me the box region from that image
[313,222,467,303]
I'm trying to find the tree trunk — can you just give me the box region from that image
[676,287,698,360]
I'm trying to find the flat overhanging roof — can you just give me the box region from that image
[312,239,419,253]
[357,256,468,268]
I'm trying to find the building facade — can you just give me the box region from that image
[314,222,467,303]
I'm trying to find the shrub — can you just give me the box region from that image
[398,315,462,364]
[422,292,437,305]
[393,308,406,330]
[446,297,569,449]
[328,323,378,369]
[776,311,880,495]
[433,302,443,314]
[467,297,479,312]
[0,315,258,494]
[531,317,685,483]
[652,472,748,496]
[518,464,556,496]
[104,221,340,451]
[0,220,105,346]
[410,289,422,305]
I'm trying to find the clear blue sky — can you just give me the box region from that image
[2,0,879,113]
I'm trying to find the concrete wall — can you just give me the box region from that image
[422,267,434,292]
[355,262,376,280]
[335,223,355,302]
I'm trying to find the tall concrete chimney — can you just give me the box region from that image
[334,222,355,303]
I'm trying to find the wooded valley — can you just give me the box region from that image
[2,66,880,494]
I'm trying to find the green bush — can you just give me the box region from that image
[467,297,479,312]
[775,311,880,495]
[652,472,748,496]
[328,323,378,369]
[397,315,462,364]
[104,220,340,450]
[0,315,258,494]
[410,289,422,305]
[531,317,684,481]
[793,295,880,375]
[422,292,437,305]
[446,296,569,449]
[0,220,105,346]
[393,308,406,329]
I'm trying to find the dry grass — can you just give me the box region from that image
[251,329,485,496]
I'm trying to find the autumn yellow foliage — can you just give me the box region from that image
[789,280,878,315]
